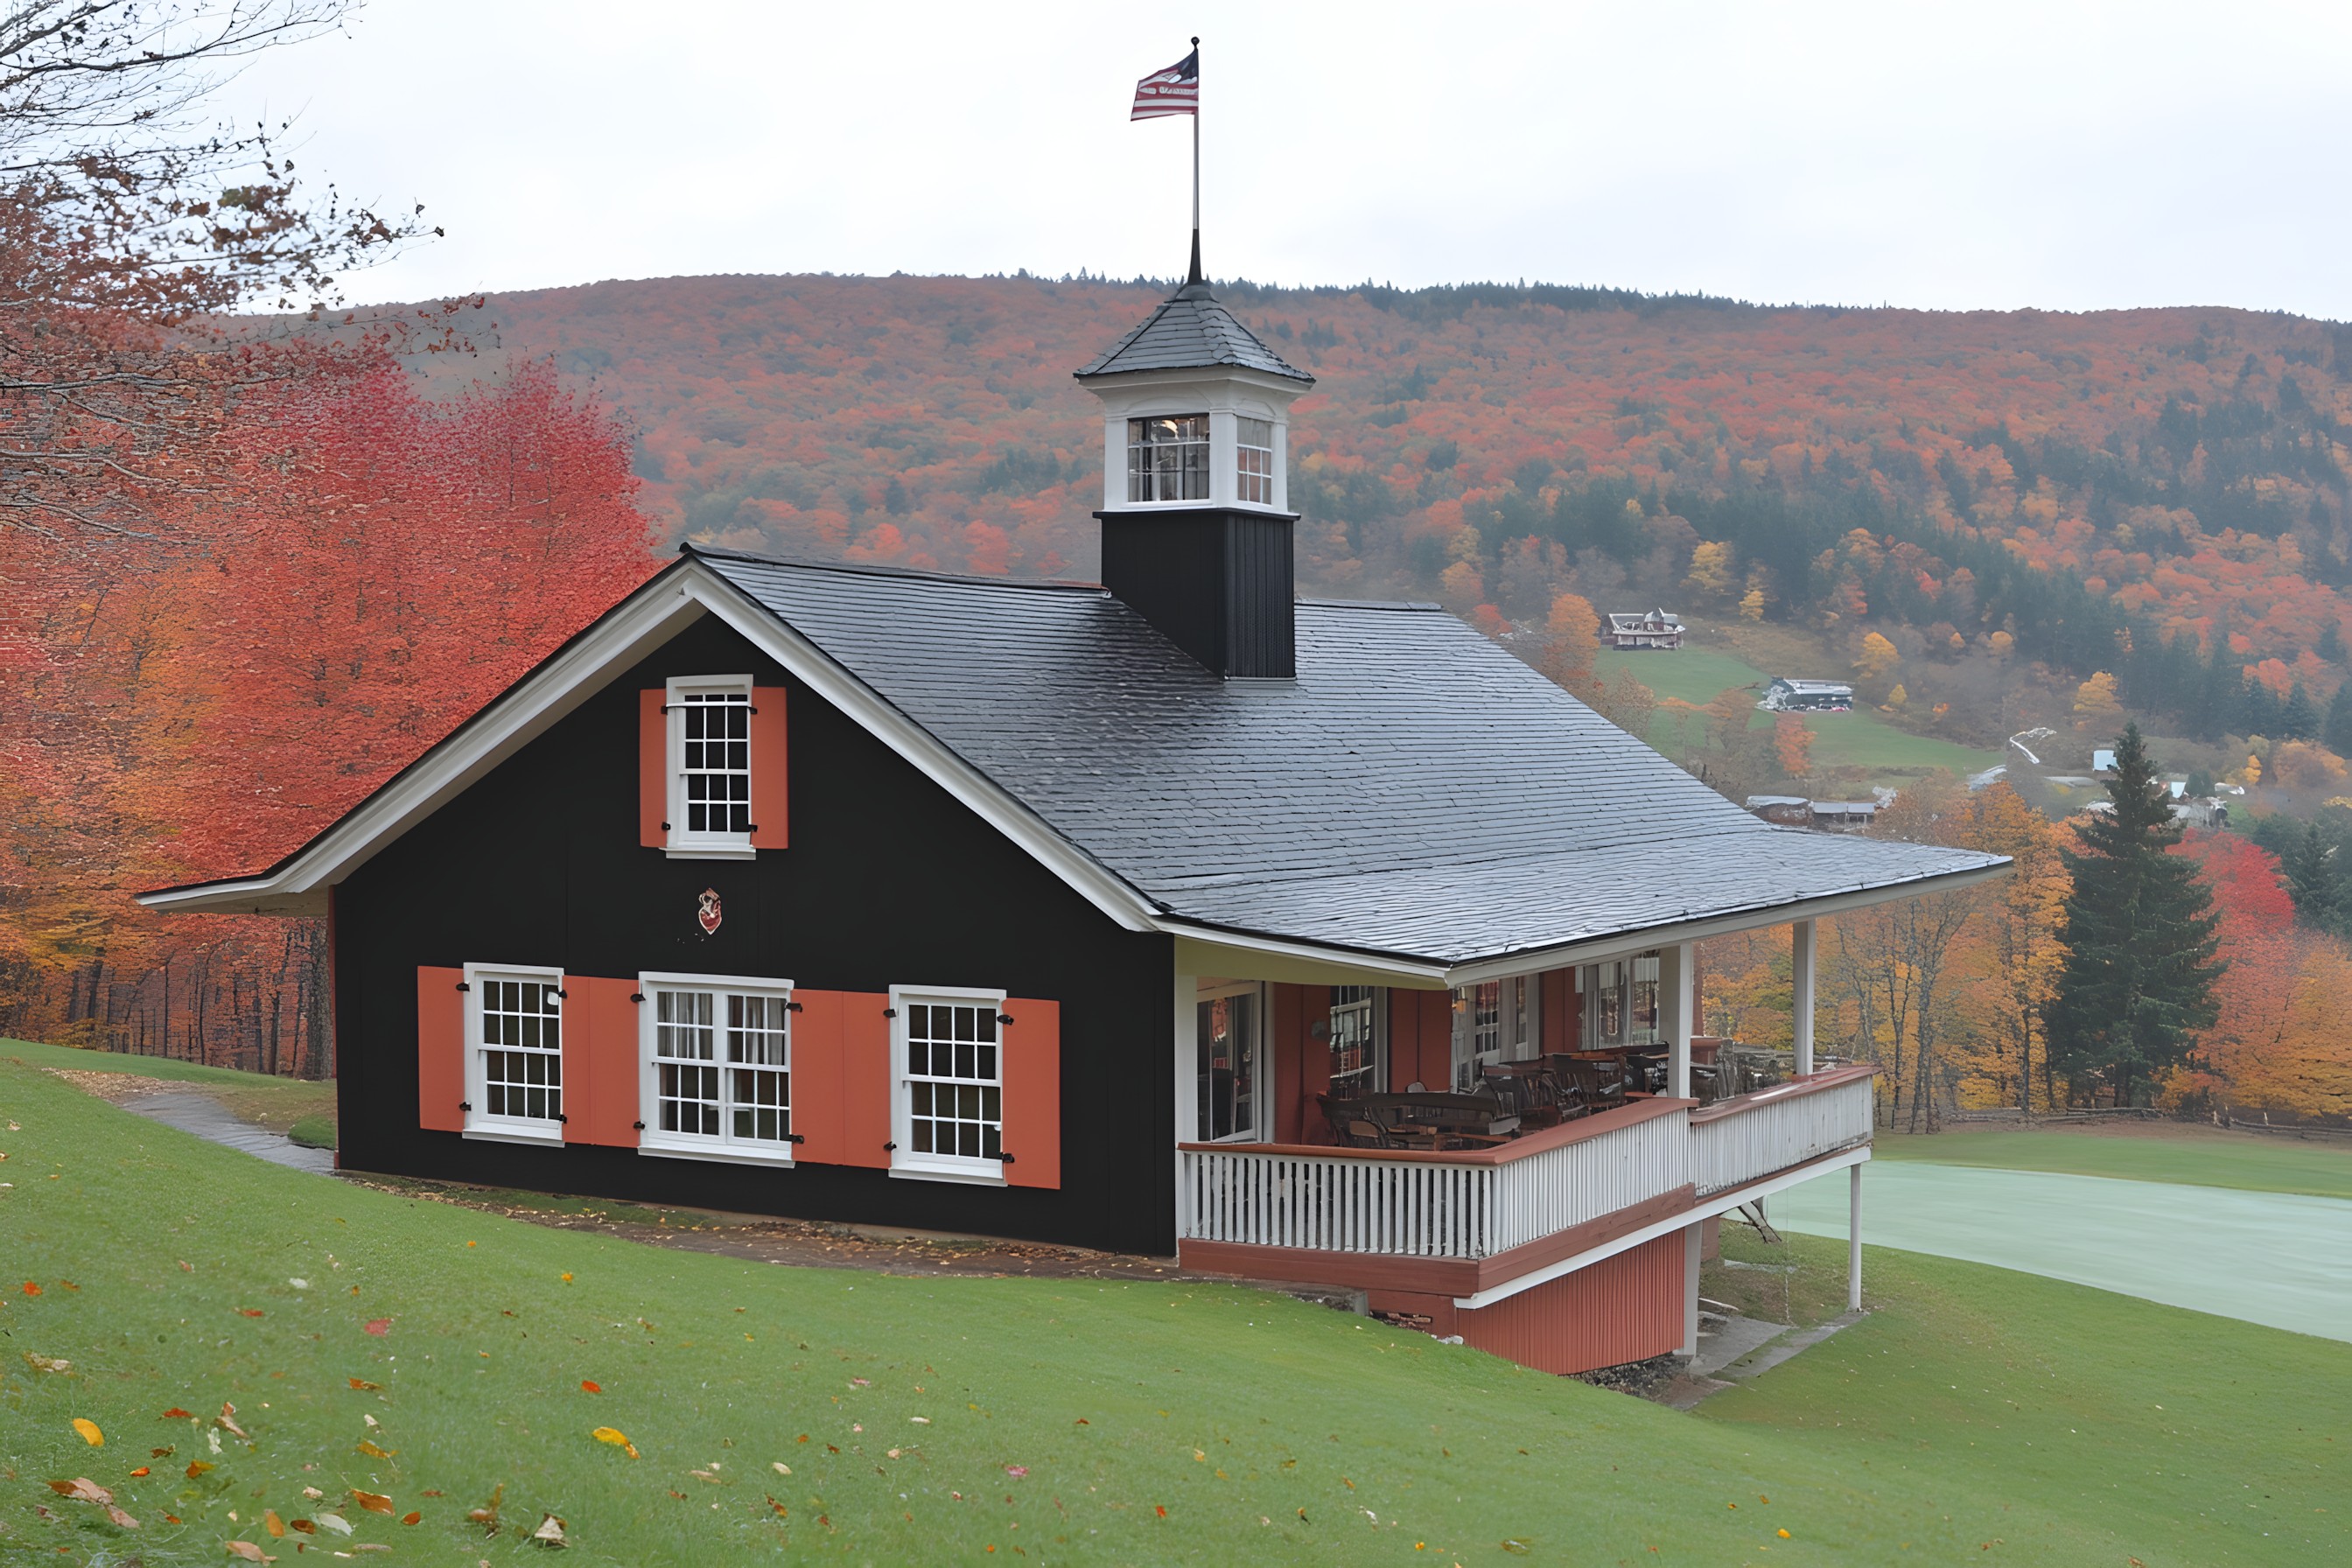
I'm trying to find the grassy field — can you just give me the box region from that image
[3,1064,2345,1564]
[0,1035,336,1137]
[1875,1122,2352,1200]
[1595,645,1998,788]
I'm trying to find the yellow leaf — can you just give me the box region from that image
[356,1439,395,1459]
[72,1418,103,1446]
[592,1425,640,1460]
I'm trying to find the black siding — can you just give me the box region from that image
[333,615,1180,1255]
[1097,507,1296,678]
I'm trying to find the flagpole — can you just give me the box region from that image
[1188,35,1202,286]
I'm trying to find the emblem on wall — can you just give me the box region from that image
[696,887,724,936]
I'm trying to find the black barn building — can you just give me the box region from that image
[144,283,2004,1372]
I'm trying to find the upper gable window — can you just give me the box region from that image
[668,676,752,852]
[1127,414,1209,502]
[1236,416,1276,506]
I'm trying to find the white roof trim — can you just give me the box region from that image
[137,560,1165,934]
[138,556,2008,970]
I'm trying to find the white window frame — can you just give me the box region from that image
[463,961,566,1146]
[1195,979,1270,1144]
[1124,413,1212,504]
[889,983,1010,1186]
[1235,416,1276,507]
[1324,984,1383,1102]
[665,674,757,861]
[1451,973,1541,1090]
[636,970,798,1167]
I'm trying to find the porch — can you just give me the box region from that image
[1178,1067,1872,1371]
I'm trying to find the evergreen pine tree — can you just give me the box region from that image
[2280,680,2319,740]
[2047,723,2225,1106]
[2282,819,2341,932]
[2325,682,2352,754]
[2239,676,2283,738]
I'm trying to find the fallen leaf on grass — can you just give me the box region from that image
[130,1466,150,1477]
[106,1503,140,1529]
[24,1352,70,1373]
[289,1520,317,1535]
[72,1418,103,1446]
[240,1309,265,1318]
[48,1478,112,1503]
[313,1511,353,1535]
[466,1483,504,1532]
[1005,1466,1028,1480]
[1155,1504,1168,1517]
[592,1426,640,1460]
[347,1378,380,1391]
[770,1462,791,1476]
[356,1439,395,1459]
[224,1543,273,1562]
[351,1489,395,1516]
[163,1407,196,1419]
[401,1511,420,1525]
[264,1510,286,1537]
[580,1380,600,1393]
[21,1280,39,1296]
[689,1469,723,1484]
[186,1460,215,1479]
[532,1513,567,1545]
[217,1407,248,1440]
[362,1319,391,1336]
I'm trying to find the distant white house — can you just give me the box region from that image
[1760,677,1855,713]
[1605,609,1684,650]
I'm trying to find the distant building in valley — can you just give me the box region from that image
[1759,677,1854,713]
[1744,794,1883,831]
[1605,609,1684,649]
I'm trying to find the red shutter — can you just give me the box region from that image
[1000,998,1060,1189]
[639,689,667,848]
[792,990,892,1169]
[564,976,642,1147]
[843,995,894,1168]
[750,684,788,849]
[416,966,466,1132]
[790,989,845,1164]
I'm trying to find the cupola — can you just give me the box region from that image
[1074,278,1313,677]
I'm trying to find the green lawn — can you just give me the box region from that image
[0,1035,335,1136]
[1596,647,1999,787]
[1874,1124,2352,1200]
[2,1065,2345,1564]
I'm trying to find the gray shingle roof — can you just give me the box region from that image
[695,549,2003,967]
[1074,282,1313,384]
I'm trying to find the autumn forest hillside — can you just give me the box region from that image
[422,272,2352,785]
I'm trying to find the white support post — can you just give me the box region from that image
[1173,970,1197,1249]
[1847,1162,1864,1312]
[1662,941,1694,1101]
[1680,1221,1703,1359]
[1792,917,1816,1076]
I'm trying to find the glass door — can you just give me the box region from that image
[1196,984,1265,1143]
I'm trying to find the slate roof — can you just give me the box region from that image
[696,549,2003,967]
[1073,282,1312,385]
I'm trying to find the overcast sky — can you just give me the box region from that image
[222,0,2352,318]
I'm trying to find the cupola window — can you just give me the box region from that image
[1236,416,1276,506]
[1126,414,1210,502]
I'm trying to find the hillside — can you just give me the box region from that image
[407,273,2352,761]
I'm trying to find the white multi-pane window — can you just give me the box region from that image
[1452,974,1539,1089]
[1236,416,1276,506]
[1195,982,1264,1142]
[667,676,752,851]
[1326,984,1380,1101]
[892,988,1005,1178]
[1583,952,1662,1047]
[639,973,794,1163]
[1126,414,1210,502]
[466,964,564,1140]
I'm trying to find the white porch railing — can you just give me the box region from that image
[1687,1067,1876,1196]
[1180,1101,1690,1259]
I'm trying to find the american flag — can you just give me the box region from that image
[1130,48,1199,120]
